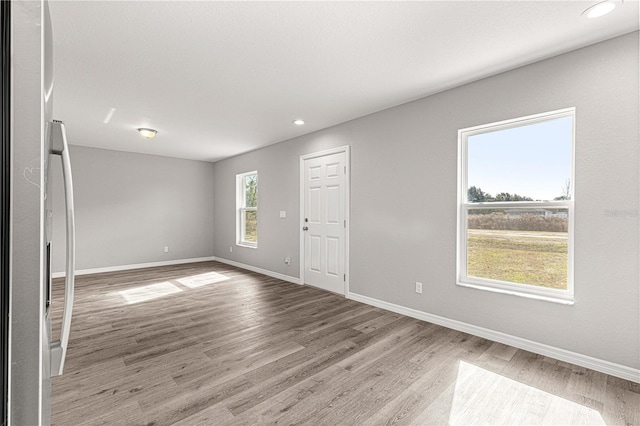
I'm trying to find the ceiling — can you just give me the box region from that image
[49,1,639,163]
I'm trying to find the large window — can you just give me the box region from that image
[237,171,258,247]
[457,108,575,303]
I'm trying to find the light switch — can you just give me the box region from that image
[279,211,286,218]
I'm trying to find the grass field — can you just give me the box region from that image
[467,229,568,290]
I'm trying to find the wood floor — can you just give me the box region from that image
[51,261,639,425]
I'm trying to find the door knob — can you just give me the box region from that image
[302,226,309,231]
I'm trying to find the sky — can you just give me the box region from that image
[467,116,573,201]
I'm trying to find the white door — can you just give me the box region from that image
[302,150,347,294]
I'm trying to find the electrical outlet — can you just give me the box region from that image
[164,246,169,253]
[285,257,291,265]
[415,282,423,294]
[229,246,233,253]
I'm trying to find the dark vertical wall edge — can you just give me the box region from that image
[0,1,10,424]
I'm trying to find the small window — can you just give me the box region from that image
[457,108,575,303]
[236,171,258,247]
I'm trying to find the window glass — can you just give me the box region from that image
[244,174,258,208]
[458,109,574,302]
[466,208,568,290]
[467,116,573,202]
[237,171,258,247]
[243,210,257,243]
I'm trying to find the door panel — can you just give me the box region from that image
[303,151,347,294]
[326,186,340,224]
[309,187,321,223]
[310,235,321,272]
[309,165,321,180]
[326,162,340,178]
[326,237,339,277]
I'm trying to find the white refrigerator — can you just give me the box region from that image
[3,1,76,424]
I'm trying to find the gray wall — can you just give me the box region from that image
[213,32,640,369]
[52,146,215,272]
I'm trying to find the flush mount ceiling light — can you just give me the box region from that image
[293,119,305,126]
[137,128,158,139]
[582,0,620,18]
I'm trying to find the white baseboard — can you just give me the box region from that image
[53,257,637,383]
[213,257,301,285]
[51,256,216,278]
[348,292,640,384]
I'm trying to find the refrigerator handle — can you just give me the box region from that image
[50,120,75,377]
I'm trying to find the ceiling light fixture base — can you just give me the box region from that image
[582,0,621,18]
[137,128,158,139]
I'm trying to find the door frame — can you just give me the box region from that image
[299,145,351,297]
[1,1,10,422]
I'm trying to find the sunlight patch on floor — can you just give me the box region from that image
[449,361,605,425]
[177,271,230,288]
[116,282,182,304]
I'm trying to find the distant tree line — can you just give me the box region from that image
[468,212,568,232]
[466,182,570,232]
[467,186,533,202]
[468,179,571,203]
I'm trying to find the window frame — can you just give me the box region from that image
[456,108,575,304]
[236,170,258,248]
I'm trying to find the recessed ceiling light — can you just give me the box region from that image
[582,0,618,18]
[137,128,158,139]
[293,119,305,126]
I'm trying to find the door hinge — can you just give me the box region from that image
[344,166,346,174]
[344,220,346,228]
[343,274,346,282]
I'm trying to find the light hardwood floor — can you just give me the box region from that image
[51,261,639,425]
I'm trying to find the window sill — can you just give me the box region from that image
[236,242,258,249]
[457,281,574,305]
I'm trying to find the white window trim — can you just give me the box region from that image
[236,170,258,248]
[456,108,575,304]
